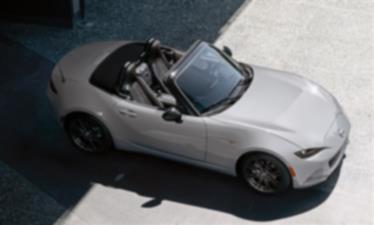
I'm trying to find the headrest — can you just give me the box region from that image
[124,61,137,76]
[145,38,161,57]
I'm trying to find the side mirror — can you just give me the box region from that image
[223,46,233,57]
[162,107,182,123]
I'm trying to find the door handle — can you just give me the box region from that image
[119,109,137,118]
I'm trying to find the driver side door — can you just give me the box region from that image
[114,98,206,161]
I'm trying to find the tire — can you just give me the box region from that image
[65,114,113,153]
[240,153,291,194]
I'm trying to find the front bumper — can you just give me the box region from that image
[292,113,351,188]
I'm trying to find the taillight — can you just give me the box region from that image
[49,79,58,94]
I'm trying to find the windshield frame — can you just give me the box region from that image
[168,41,245,116]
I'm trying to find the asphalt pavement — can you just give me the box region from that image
[0,0,245,62]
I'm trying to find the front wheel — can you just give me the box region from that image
[65,114,113,153]
[240,154,291,194]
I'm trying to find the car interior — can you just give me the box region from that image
[117,38,183,109]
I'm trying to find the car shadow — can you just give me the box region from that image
[4,132,342,221]
[71,149,343,221]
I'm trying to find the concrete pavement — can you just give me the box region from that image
[216,0,374,224]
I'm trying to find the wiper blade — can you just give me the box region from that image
[203,95,241,113]
[239,77,251,85]
[222,95,242,105]
[203,68,250,113]
[240,63,254,81]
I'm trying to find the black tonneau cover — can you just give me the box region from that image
[90,42,145,93]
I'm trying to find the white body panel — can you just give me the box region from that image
[114,98,206,160]
[47,41,351,188]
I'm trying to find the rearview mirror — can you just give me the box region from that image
[223,46,233,57]
[162,107,182,123]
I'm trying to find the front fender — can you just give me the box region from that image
[204,118,300,175]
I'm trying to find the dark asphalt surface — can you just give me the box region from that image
[0,162,65,225]
[0,0,245,62]
[0,1,345,224]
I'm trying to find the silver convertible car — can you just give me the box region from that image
[47,39,350,194]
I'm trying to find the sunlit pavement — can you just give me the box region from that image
[0,0,373,225]
[216,0,374,224]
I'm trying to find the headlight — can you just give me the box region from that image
[295,147,325,159]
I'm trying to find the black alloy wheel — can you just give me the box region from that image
[66,114,112,153]
[241,154,291,194]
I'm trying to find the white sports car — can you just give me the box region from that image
[47,39,350,194]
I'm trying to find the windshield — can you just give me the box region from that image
[175,44,244,113]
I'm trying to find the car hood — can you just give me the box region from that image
[57,41,126,81]
[213,65,340,148]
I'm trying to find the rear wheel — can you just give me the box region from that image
[65,114,113,153]
[240,154,291,194]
